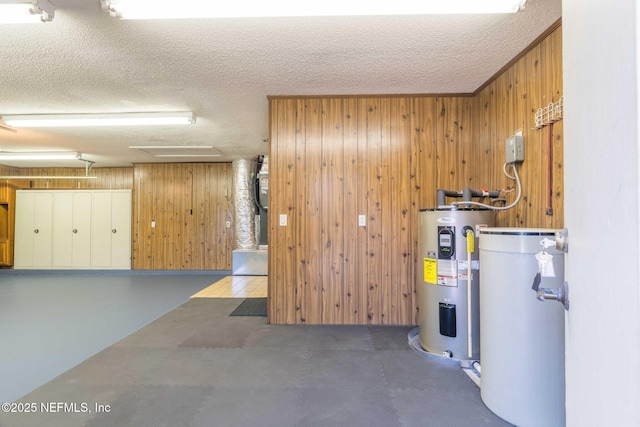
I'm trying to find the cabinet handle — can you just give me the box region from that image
[73,229,78,234]
[112,229,117,234]
[34,229,39,234]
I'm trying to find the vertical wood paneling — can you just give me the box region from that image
[304,98,324,324]
[379,98,392,324]
[390,97,413,324]
[322,98,345,324]
[343,98,359,323]
[365,98,382,323]
[293,99,307,324]
[356,98,370,324]
[268,100,282,323]
[268,98,299,324]
[473,26,563,229]
[268,26,563,325]
[132,162,234,271]
[12,167,133,189]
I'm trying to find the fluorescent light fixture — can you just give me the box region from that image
[128,145,214,149]
[101,0,527,19]
[0,152,81,160]
[154,154,220,157]
[2,112,195,127]
[0,0,55,23]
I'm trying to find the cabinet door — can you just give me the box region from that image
[15,191,53,268]
[110,191,131,268]
[31,192,53,268]
[14,191,36,267]
[91,192,112,267]
[52,192,73,268]
[71,192,92,267]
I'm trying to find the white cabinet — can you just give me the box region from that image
[14,190,131,270]
[52,192,92,268]
[90,191,131,268]
[14,191,53,268]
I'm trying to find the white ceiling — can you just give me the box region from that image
[0,0,561,168]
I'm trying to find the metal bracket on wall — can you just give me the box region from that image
[82,159,95,176]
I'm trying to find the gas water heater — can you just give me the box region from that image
[417,208,495,361]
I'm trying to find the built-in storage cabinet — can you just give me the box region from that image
[14,191,54,268]
[52,192,92,268]
[14,190,131,270]
[91,191,131,268]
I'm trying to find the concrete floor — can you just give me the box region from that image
[0,270,225,403]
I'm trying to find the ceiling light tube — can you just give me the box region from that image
[0,152,81,160]
[154,154,221,157]
[128,145,213,149]
[0,0,55,23]
[2,112,196,127]
[101,0,526,19]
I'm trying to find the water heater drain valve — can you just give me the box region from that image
[533,281,569,311]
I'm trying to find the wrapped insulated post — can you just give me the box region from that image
[233,159,257,250]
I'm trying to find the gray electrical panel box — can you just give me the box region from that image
[505,135,525,164]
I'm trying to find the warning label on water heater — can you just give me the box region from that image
[437,259,458,287]
[424,258,437,284]
[424,258,459,287]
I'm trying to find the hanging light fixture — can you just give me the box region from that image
[101,0,527,19]
[0,152,81,161]
[1,112,196,127]
[0,0,55,23]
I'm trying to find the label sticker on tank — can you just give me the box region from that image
[437,259,458,287]
[424,258,437,284]
[475,224,488,235]
[457,260,480,271]
[458,272,474,280]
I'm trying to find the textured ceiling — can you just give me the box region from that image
[0,0,561,168]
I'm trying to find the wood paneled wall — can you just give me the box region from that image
[132,163,235,270]
[472,26,563,228]
[0,166,133,267]
[13,167,133,189]
[2,163,234,271]
[268,26,563,325]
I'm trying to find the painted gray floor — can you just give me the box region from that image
[0,271,225,404]
[0,297,512,427]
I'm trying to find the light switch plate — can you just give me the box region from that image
[279,214,287,226]
[358,215,366,227]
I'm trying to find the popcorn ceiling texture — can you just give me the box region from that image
[0,0,561,167]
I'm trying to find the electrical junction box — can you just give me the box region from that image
[505,135,525,164]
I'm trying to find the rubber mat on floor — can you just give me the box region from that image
[229,298,267,317]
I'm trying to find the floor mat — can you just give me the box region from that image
[229,298,267,316]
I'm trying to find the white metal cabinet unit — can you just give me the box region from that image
[52,192,92,268]
[14,191,54,268]
[14,190,131,269]
[91,191,131,268]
